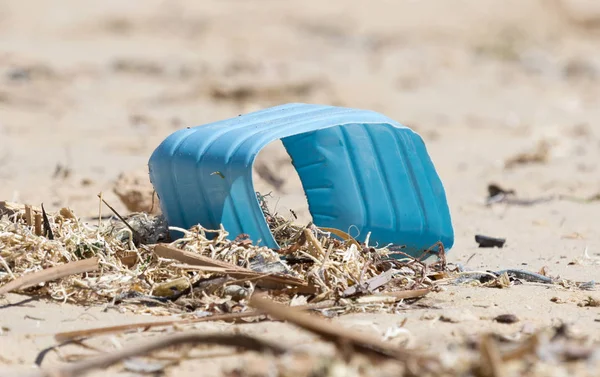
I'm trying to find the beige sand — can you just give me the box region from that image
[1,0,600,375]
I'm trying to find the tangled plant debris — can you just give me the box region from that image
[0,196,593,315]
[2,197,600,377]
[0,196,439,317]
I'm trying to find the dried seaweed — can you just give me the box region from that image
[0,199,437,316]
[2,201,599,377]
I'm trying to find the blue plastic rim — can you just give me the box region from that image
[148,103,454,258]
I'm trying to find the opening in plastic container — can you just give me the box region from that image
[253,139,313,232]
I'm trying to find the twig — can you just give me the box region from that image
[54,310,265,342]
[0,258,99,296]
[34,213,42,236]
[97,194,142,245]
[55,299,336,342]
[172,263,316,293]
[155,245,316,293]
[154,244,247,271]
[477,334,503,377]
[150,189,157,213]
[44,332,287,377]
[25,205,33,226]
[351,289,430,305]
[248,295,435,367]
[303,228,326,258]
[41,203,54,240]
[342,269,394,297]
[378,288,430,300]
[97,192,103,235]
[318,227,361,248]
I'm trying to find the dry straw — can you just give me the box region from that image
[0,197,435,316]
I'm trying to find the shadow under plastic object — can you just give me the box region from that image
[148,103,454,258]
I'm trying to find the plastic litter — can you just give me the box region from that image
[148,103,453,256]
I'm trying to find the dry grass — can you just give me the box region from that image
[0,196,436,316]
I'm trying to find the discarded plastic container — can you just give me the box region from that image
[148,103,454,257]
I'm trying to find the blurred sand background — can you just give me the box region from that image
[2,0,600,375]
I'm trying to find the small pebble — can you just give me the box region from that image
[223,285,249,301]
[475,234,506,248]
[493,314,519,324]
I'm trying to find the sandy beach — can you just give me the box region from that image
[1,1,600,375]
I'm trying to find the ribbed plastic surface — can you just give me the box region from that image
[148,103,454,256]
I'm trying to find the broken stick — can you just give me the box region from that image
[45,333,287,377]
[478,334,504,377]
[154,244,316,293]
[55,300,337,342]
[97,195,142,245]
[154,244,247,271]
[0,257,99,296]
[24,204,33,226]
[378,288,430,300]
[342,269,394,297]
[34,213,42,236]
[249,295,433,365]
[41,203,54,240]
[55,310,264,342]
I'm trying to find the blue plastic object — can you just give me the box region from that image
[148,103,453,257]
